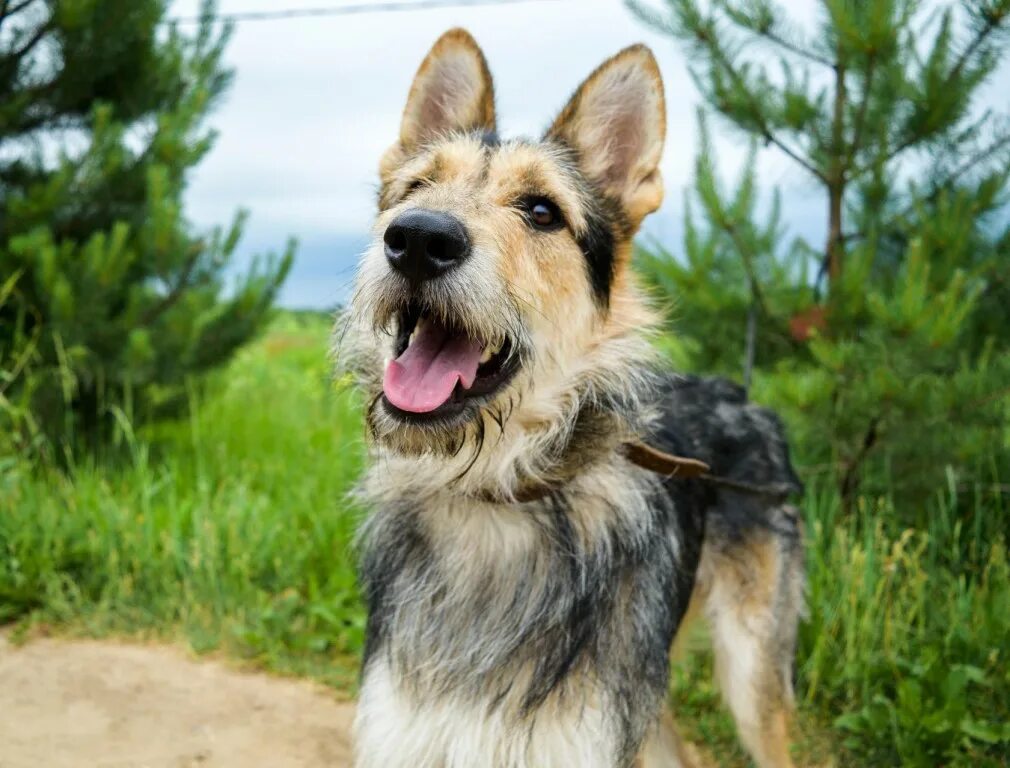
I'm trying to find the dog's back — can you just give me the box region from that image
[654,375,801,494]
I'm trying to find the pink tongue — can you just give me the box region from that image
[383,320,483,413]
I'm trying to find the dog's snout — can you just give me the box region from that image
[384,209,470,284]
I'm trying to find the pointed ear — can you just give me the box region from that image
[546,45,666,225]
[399,28,496,149]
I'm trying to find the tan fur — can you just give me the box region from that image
[689,510,804,768]
[635,712,702,768]
[399,28,495,149]
[352,120,661,494]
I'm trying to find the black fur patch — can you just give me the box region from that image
[550,138,626,305]
[577,199,618,304]
[650,375,803,545]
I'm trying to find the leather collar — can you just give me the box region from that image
[474,440,795,504]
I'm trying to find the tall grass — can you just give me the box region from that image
[0,314,367,687]
[1,314,1008,765]
[800,483,1009,766]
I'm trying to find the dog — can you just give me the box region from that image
[343,28,805,768]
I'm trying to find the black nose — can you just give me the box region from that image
[383,209,470,284]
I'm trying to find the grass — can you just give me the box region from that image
[1,313,366,688]
[2,313,1008,766]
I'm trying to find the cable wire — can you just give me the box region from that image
[168,0,567,24]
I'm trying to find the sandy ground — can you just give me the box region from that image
[0,635,356,768]
[0,636,736,768]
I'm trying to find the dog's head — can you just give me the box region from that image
[348,29,666,481]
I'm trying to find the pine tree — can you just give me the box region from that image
[631,0,1010,515]
[0,1,293,454]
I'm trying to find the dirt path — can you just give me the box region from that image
[0,635,356,768]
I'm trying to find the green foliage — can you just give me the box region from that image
[0,270,38,459]
[630,0,1010,515]
[0,0,293,453]
[751,232,1010,507]
[639,113,814,375]
[0,316,365,687]
[800,484,1010,766]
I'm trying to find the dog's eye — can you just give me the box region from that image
[405,178,427,195]
[520,196,563,231]
[531,202,555,227]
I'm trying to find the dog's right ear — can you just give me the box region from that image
[398,28,496,150]
[546,45,666,228]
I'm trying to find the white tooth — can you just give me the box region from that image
[384,356,391,368]
[409,316,428,345]
[479,347,494,364]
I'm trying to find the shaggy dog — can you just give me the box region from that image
[343,28,804,768]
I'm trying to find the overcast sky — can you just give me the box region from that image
[169,0,1009,308]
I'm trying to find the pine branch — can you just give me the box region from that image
[715,0,833,67]
[933,132,1010,188]
[949,5,1006,85]
[759,27,833,67]
[704,41,827,182]
[0,0,37,31]
[843,131,1010,247]
[862,8,1008,173]
[714,215,771,318]
[644,0,829,182]
[743,301,757,395]
[1,75,66,137]
[4,110,82,139]
[759,128,824,182]
[848,53,878,164]
[1,16,50,72]
[140,242,204,326]
[898,132,1010,220]
[825,57,848,287]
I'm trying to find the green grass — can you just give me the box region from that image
[0,313,366,688]
[2,314,1008,765]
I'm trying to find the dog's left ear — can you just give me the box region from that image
[547,45,666,226]
[399,28,496,149]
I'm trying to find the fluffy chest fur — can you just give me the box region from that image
[354,460,706,768]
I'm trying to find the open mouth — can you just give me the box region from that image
[382,303,520,422]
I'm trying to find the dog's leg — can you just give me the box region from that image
[635,710,702,768]
[696,504,804,768]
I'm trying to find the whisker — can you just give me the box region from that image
[453,417,486,483]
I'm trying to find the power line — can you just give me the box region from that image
[167,0,567,24]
